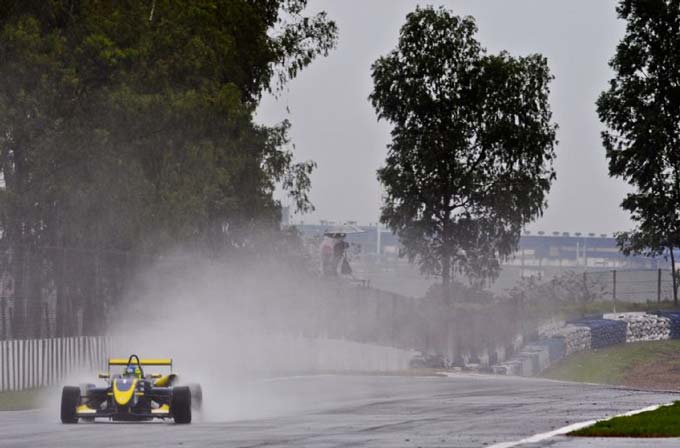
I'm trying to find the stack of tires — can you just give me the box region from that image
[654,311,680,339]
[573,318,627,349]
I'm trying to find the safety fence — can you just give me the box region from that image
[0,336,111,392]
[577,269,676,304]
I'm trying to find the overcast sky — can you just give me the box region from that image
[257,0,630,235]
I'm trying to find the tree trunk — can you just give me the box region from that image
[25,248,44,339]
[55,247,66,338]
[670,244,678,305]
[442,254,451,304]
[4,142,30,338]
[441,217,452,304]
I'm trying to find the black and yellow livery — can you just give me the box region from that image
[60,354,202,424]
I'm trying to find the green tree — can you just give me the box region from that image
[370,7,557,301]
[0,0,337,336]
[597,0,680,305]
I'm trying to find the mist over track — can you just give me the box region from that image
[1,374,674,448]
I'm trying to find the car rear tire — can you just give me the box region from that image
[171,386,192,424]
[187,383,202,410]
[61,386,80,424]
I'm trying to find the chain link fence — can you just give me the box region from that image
[583,269,677,304]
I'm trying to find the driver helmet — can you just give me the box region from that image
[124,365,142,378]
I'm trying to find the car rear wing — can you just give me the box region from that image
[108,358,173,372]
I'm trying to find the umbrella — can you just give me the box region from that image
[324,224,365,235]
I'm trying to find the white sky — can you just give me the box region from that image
[257,0,631,235]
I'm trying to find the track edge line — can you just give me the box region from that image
[486,403,672,448]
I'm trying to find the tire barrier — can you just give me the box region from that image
[492,325,590,375]
[652,311,680,339]
[0,336,111,392]
[574,318,627,349]
[492,311,679,377]
[540,324,591,356]
[604,312,671,342]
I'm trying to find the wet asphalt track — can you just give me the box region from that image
[0,374,677,448]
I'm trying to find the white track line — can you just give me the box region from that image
[487,403,670,448]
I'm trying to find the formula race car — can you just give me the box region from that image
[60,354,202,424]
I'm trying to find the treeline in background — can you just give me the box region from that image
[0,0,337,337]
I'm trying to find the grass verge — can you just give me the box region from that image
[540,339,680,387]
[0,388,50,411]
[571,402,680,437]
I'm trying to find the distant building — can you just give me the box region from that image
[508,233,665,273]
[295,223,673,271]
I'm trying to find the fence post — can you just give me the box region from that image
[658,268,662,303]
[21,338,27,390]
[612,269,617,313]
[41,339,46,387]
[3,340,8,391]
[51,337,56,386]
[582,272,587,316]
[11,339,17,391]
[0,341,4,391]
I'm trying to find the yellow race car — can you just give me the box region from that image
[60,354,202,424]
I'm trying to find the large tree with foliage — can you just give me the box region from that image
[0,0,336,336]
[598,0,680,305]
[370,7,557,300]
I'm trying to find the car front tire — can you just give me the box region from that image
[171,386,192,424]
[60,386,80,424]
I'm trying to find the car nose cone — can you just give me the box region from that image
[113,378,138,406]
